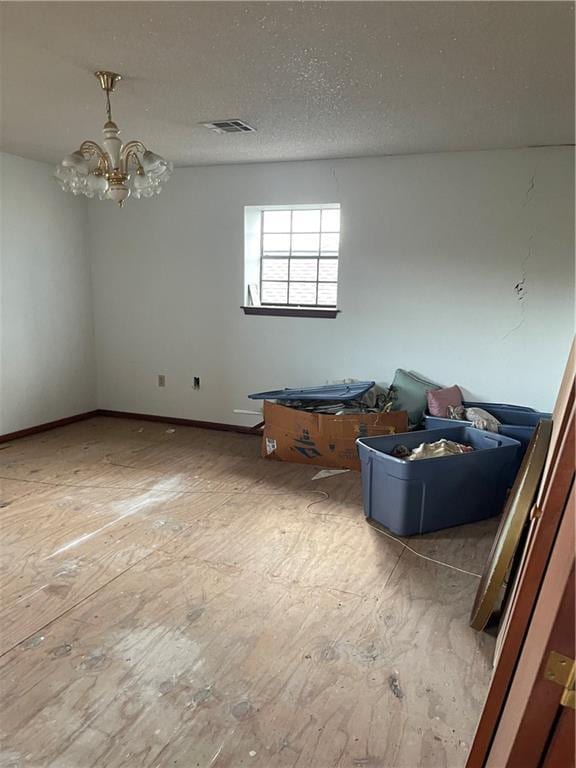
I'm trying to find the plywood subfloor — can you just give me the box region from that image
[0,417,497,768]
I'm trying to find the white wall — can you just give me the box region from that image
[88,147,574,424]
[0,153,96,434]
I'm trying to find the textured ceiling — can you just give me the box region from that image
[1,1,574,167]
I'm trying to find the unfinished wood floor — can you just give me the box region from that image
[0,417,497,768]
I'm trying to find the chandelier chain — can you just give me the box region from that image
[105,88,112,123]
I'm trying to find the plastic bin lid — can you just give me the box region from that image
[463,401,539,413]
[248,381,375,402]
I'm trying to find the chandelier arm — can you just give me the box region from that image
[124,150,144,173]
[78,140,110,171]
[119,140,148,171]
[120,139,147,159]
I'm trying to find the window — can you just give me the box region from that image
[260,206,340,307]
[243,204,341,317]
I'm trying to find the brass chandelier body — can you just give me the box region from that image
[55,71,172,207]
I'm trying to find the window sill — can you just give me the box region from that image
[241,306,340,319]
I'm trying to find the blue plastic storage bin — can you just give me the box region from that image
[357,426,520,536]
[424,402,551,458]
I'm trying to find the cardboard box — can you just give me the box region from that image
[262,401,409,471]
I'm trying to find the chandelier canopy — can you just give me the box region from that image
[55,71,173,207]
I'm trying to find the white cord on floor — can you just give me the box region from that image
[367,521,482,578]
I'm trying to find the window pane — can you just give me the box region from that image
[262,210,291,233]
[320,232,339,255]
[317,283,338,306]
[292,209,321,233]
[291,232,320,255]
[261,258,288,280]
[321,208,340,232]
[263,233,290,255]
[318,259,338,281]
[288,282,317,305]
[261,281,288,304]
[290,258,318,281]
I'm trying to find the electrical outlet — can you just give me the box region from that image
[193,377,200,390]
[158,374,166,387]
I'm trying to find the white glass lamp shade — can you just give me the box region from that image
[54,164,71,190]
[132,172,150,199]
[54,164,86,194]
[61,151,89,174]
[141,150,164,173]
[141,151,172,178]
[153,161,173,184]
[86,173,109,198]
[132,153,173,199]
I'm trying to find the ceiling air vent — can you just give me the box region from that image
[200,119,256,134]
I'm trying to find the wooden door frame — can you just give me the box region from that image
[466,355,575,768]
[486,484,574,766]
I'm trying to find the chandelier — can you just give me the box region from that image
[55,71,173,207]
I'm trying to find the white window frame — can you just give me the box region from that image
[244,204,340,313]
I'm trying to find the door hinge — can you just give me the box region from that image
[544,651,575,710]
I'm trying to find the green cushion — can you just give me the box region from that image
[390,369,441,425]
